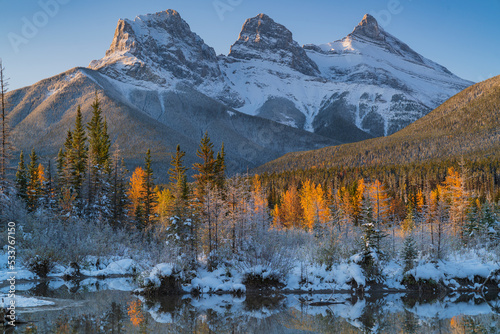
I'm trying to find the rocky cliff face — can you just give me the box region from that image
[228,14,319,76]
[90,9,222,86]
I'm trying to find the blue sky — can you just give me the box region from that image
[1,0,499,90]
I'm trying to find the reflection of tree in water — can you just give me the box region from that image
[103,302,125,333]
[137,293,289,333]
[356,296,387,333]
[401,309,420,334]
[19,290,500,333]
[37,300,128,333]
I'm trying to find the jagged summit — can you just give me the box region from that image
[228,13,319,76]
[350,14,384,40]
[311,13,431,66]
[90,9,221,85]
[105,10,186,56]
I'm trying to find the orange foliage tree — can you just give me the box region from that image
[272,185,303,229]
[444,167,470,238]
[127,167,146,220]
[299,180,330,231]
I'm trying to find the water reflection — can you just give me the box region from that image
[11,279,500,333]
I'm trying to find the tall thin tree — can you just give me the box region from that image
[86,92,111,218]
[169,144,189,204]
[193,132,216,200]
[27,149,41,212]
[71,105,87,199]
[141,149,156,227]
[15,151,28,202]
[0,60,12,192]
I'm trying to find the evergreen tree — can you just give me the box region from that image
[358,197,386,281]
[141,149,156,227]
[0,61,12,192]
[71,105,87,199]
[26,149,42,212]
[15,151,28,202]
[361,197,386,254]
[401,235,418,272]
[56,148,65,185]
[87,94,110,169]
[42,159,57,211]
[169,144,189,204]
[193,132,216,200]
[481,201,498,242]
[59,129,74,189]
[193,133,221,263]
[110,154,129,227]
[86,93,111,219]
[167,145,197,264]
[464,199,480,241]
[214,142,226,189]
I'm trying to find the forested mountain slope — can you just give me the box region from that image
[255,75,500,174]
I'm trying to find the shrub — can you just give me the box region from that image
[236,231,295,286]
[242,266,285,291]
[25,254,55,278]
[140,263,184,297]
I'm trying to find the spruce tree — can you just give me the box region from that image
[214,142,226,190]
[193,132,216,199]
[141,149,156,227]
[43,159,57,211]
[0,61,12,192]
[169,145,189,204]
[15,151,28,202]
[71,105,87,199]
[60,129,74,188]
[401,235,417,272]
[56,148,65,185]
[359,197,386,281]
[110,154,128,227]
[86,93,111,218]
[27,149,41,212]
[193,133,220,263]
[166,145,193,251]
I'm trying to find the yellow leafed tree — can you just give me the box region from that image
[272,185,303,229]
[365,179,390,224]
[37,164,45,186]
[444,167,470,238]
[127,167,146,219]
[300,180,330,231]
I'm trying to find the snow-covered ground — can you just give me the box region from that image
[1,248,499,296]
[139,249,500,295]
[0,294,55,308]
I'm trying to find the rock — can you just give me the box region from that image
[228,13,319,76]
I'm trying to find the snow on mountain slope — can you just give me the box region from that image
[224,13,472,137]
[87,10,472,141]
[89,9,242,107]
[228,13,319,77]
[302,14,472,136]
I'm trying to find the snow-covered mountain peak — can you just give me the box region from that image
[350,14,385,40]
[84,9,472,141]
[89,9,221,86]
[228,13,319,76]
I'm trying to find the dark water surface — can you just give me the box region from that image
[7,278,500,333]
